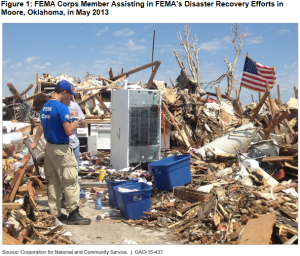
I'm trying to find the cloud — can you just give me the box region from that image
[68,45,76,49]
[277,72,288,76]
[200,38,227,51]
[140,39,146,43]
[222,36,232,44]
[276,29,291,35]
[3,58,10,64]
[114,28,135,37]
[10,63,22,68]
[126,39,145,51]
[144,24,153,30]
[284,62,297,70]
[96,26,109,37]
[206,63,214,68]
[26,56,40,63]
[94,58,117,64]
[244,36,263,44]
[32,63,50,69]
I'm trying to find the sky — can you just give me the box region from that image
[2,23,298,104]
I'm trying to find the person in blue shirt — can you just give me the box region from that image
[30,80,91,225]
[61,86,87,208]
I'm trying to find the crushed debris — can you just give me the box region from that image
[2,59,298,245]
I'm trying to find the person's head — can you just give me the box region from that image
[55,80,75,103]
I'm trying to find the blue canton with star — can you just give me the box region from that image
[243,56,258,75]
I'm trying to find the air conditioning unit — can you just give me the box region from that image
[111,89,161,170]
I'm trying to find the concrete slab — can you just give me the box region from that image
[35,196,183,245]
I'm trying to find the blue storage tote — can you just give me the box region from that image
[106,179,138,208]
[148,155,191,190]
[113,182,153,220]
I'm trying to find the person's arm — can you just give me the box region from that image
[79,118,86,128]
[63,120,79,136]
[30,123,43,150]
[71,103,87,128]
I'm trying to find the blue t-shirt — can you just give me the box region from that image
[40,100,72,144]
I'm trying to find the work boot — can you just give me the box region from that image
[78,197,87,209]
[57,213,68,222]
[67,207,91,225]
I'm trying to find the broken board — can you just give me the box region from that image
[239,212,276,244]
[173,187,213,202]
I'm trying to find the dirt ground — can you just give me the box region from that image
[35,196,183,245]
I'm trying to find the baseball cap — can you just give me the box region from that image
[56,80,75,96]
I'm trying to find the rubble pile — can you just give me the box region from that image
[2,59,298,245]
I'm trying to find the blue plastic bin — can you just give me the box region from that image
[148,155,191,190]
[113,182,153,220]
[106,179,138,208]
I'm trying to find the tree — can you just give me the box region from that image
[223,23,247,97]
[177,24,201,89]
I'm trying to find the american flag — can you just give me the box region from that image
[241,55,276,92]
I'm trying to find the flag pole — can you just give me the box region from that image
[238,53,248,102]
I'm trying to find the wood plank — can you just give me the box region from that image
[110,60,160,82]
[21,84,33,97]
[25,91,46,101]
[3,210,8,221]
[277,84,281,105]
[294,86,298,99]
[283,119,295,135]
[250,82,270,122]
[284,162,298,170]
[268,182,298,193]
[206,91,235,101]
[36,73,40,93]
[236,88,240,102]
[95,94,111,114]
[174,220,194,234]
[262,111,279,139]
[177,202,202,213]
[3,203,22,211]
[26,173,43,187]
[29,194,41,216]
[98,75,113,84]
[262,156,294,162]
[85,119,111,124]
[147,61,161,88]
[3,231,23,244]
[44,230,64,244]
[163,102,190,148]
[109,67,113,79]
[174,187,213,203]
[75,85,118,92]
[280,146,298,156]
[239,213,276,244]
[78,79,124,105]
[277,109,290,124]
[215,87,222,103]
[32,225,48,240]
[44,225,63,236]
[3,153,31,202]
[232,99,243,115]
[7,83,23,102]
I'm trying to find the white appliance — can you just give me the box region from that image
[111,89,161,170]
[90,124,111,150]
[77,127,88,137]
